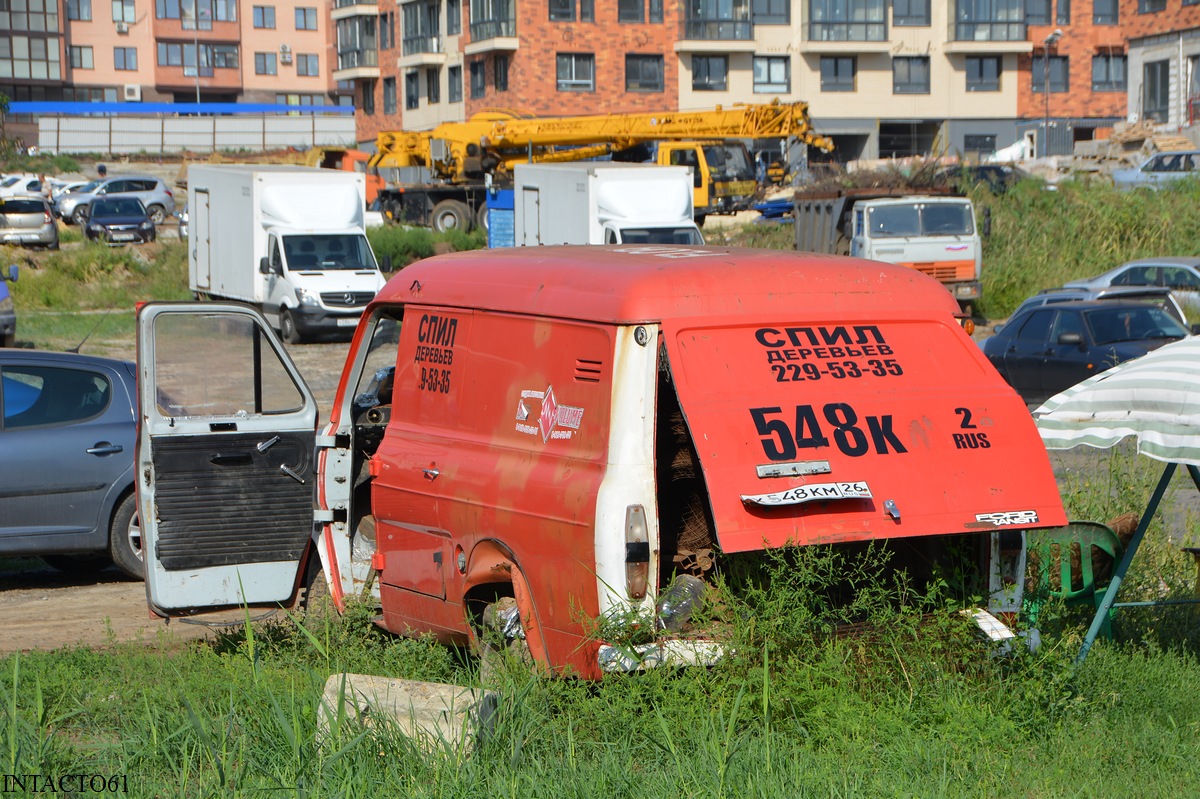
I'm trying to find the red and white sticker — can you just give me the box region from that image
[515,386,585,442]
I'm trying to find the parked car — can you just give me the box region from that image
[0,173,44,198]
[1113,151,1200,190]
[57,175,175,226]
[52,180,90,202]
[982,300,1190,406]
[0,265,16,348]
[936,163,1027,194]
[0,349,143,578]
[0,195,59,250]
[84,197,156,245]
[1001,286,1190,331]
[1062,257,1200,305]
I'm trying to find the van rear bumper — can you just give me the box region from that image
[597,638,725,673]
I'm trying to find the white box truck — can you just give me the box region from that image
[187,164,386,343]
[513,162,705,247]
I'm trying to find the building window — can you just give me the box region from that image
[295,6,316,29]
[155,0,236,27]
[892,55,929,93]
[295,53,317,75]
[1032,54,1068,92]
[1093,0,1117,22]
[447,0,461,34]
[114,46,137,70]
[427,67,440,102]
[550,0,593,21]
[252,5,274,27]
[820,55,855,91]
[494,53,509,90]
[379,11,394,48]
[809,0,886,42]
[966,55,1000,91]
[382,76,396,114]
[753,55,789,93]
[1026,0,1049,24]
[362,79,376,114]
[66,0,91,20]
[1137,0,1165,11]
[470,59,485,97]
[405,70,419,109]
[691,54,727,91]
[112,0,135,22]
[650,0,662,22]
[963,134,997,156]
[892,0,928,25]
[1091,53,1125,91]
[1056,0,1070,22]
[625,53,663,91]
[1143,59,1169,122]
[955,0,1023,40]
[752,0,789,23]
[618,0,643,21]
[69,45,93,69]
[449,64,462,102]
[556,52,594,91]
[254,51,276,74]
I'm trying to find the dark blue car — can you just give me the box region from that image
[982,300,1189,406]
[0,349,143,578]
[85,197,156,245]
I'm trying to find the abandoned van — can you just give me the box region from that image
[136,246,1066,679]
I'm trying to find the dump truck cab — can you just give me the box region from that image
[136,246,1065,680]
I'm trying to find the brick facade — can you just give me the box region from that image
[1016,20,1127,120]
[1119,0,1200,40]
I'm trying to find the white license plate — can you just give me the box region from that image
[111,233,136,241]
[336,317,358,327]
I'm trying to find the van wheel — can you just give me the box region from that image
[280,309,303,345]
[146,204,167,225]
[432,200,471,233]
[478,597,535,683]
[109,494,144,580]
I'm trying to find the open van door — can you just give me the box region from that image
[136,302,318,616]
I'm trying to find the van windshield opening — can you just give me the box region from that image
[620,227,705,245]
[868,203,974,238]
[283,234,377,271]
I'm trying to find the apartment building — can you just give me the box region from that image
[1121,0,1200,130]
[1,0,348,108]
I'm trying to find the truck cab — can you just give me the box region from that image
[657,141,758,222]
[136,246,1065,680]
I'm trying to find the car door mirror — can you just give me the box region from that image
[380,254,393,273]
[982,207,992,238]
[259,256,272,275]
[1057,332,1083,346]
[1191,324,1200,336]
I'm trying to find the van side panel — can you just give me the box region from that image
[377,308,614,670]
[663,313,1067,552]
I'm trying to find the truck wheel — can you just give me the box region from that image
[71,205,89,225]
[108,493,144,580]
[432,200,471,233]
[475,202,490,234]
[280,309,303,345]
[146,204,167,225]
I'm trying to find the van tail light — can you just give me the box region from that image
[624,505,649,599]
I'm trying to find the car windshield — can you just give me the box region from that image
[868,202,974,238]
[283,234,377,270]
[701,143,754,180]
[76,181,100,194]
[619,227,705,245]
[1086,306,1189,345]
[2,199,46,214]
[0,176,21,189]
[93,198,146,216]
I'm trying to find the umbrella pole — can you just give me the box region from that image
[1076,462,1177,665]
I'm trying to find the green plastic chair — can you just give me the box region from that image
[1026,522,1125,639]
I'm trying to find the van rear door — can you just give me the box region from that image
[136,302,317,614]
[662,315,1067,553]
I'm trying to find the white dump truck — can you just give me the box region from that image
[187,164,386,343]
[513,162,705,247]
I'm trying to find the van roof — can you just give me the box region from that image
[380,246,959,323]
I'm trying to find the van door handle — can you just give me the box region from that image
[86,442,123,456]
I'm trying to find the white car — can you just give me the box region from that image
[1113,151,1200,190]
[1063,257,1200,306]
[0,173,44,198]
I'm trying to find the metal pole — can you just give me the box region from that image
[1043,51,1049,157]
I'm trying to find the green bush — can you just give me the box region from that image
[366,225,485,270]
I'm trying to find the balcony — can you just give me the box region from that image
[465,18,516,54]
[333,48,380,81]
[332,0,379,21]
[944,20,1032,53]
[675,18,755,52]
[400,35,446,67]
[155,64,241,91]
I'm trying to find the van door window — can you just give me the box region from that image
[606,229,619,244]
[269,237,284,272]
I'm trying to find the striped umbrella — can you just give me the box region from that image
[1034,336,1200,465]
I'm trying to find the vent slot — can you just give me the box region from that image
[575,358,603,383]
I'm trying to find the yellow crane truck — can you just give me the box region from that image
[367,100,831,231]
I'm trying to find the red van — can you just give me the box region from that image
[136,246,1066,679]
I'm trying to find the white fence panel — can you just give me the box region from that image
[38,115,357,154]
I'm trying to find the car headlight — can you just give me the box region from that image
[295,288,320,307]
[88,224,103,233]
[139,221,153,230]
